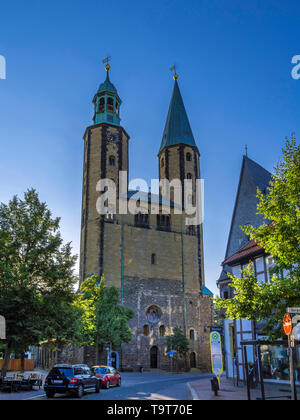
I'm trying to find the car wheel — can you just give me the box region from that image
[95,381,100,394]
[46,391,55,398]
[76,384,84,398]
[106,380,110,389]
[117,378,121,387]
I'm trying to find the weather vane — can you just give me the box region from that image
[103,56,111,71]
[170,65,178,80]
[245,144,248,157]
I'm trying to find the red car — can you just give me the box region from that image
[92,366,121,389]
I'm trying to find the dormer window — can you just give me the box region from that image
[99,98,105,113]
[107,97,114,113]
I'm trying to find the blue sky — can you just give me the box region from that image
[0,0,299,294]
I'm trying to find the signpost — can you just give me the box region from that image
[168,350,176,375]
[284,312,299,401]
[210,331,223,392]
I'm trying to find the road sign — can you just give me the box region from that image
[287,308,300,314]
[292,324,300,341]
[210,332,223,377]
[283,314,293,336]
[168,350,176,358]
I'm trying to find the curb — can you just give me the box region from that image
[187,382,199,400]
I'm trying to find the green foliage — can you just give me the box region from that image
[216,137,300,339]
[0,189,79,372]
[76,275,134,349]
[166,326,189,357]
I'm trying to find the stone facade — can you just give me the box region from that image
[79,73,213,372]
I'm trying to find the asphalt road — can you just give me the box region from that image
[27,372,210,401]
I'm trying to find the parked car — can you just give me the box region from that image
[92,366,121,389]
[44,364,101,398]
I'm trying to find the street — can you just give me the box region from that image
[0,372,211,401]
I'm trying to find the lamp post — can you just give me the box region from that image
[105,345,110,366]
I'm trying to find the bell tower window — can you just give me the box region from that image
[186,152,191,162]
[107,97,114,113]
[99,97,105,113]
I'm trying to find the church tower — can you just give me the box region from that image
[80,63,130,283]
[158,73,205,291]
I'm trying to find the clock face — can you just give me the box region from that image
[107,131,118,143]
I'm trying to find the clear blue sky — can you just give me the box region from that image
[0,0,299,294]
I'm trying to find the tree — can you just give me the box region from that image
[76,275,135,365]
[166,326,189,371]
[0,189,79,376]
[216,137,300,339]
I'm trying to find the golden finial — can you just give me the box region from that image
[170,65,179,80]
[102,56,111,72]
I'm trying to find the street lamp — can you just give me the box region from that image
[105,345,110,366]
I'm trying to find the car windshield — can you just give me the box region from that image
[95,367,108,374]
[50,368,73,377]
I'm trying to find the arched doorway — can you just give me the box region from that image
[111,351,119,369]
[190,352,196,368]
[150,346,158,369]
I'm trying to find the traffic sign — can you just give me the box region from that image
[292,324,300,341]
[283,314,293,336]
[168,350,176,358]
[287,308,300,315]
[210,332,223,377]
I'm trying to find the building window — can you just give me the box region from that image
[157,214,171,231]
[107,114,113,122]
[161,158,164,167]
[143,325,149,336]
[187,225,195,236]
[186,152,191,162]
[186,173,193,180]
[135,213,149,228]
[223,291,229,300]
[107,97,114,113]
[151,253,156,265]
[109,156,115,166]
[159,325,165,337]
[99,97,105,113]
[190,329,195,340]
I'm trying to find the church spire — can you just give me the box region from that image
[159,76,196,154]
[92,59,122,126]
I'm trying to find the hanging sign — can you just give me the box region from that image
[210,332,223,377]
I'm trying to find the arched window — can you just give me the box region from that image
[143,325,149,336]
[135,213,149,228]
[107,97,114,113]
[159,325,165,337]
[187,173,193,180]
[99,97,105,113]
[151,254,156,265]
[109,156,115,166]
[190,329,195,341]
[186,152,192,162]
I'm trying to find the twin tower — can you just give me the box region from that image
[79,65,213,371]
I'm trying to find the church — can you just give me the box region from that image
[79,63,213,371]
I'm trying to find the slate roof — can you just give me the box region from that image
[159,80,197,154]
[218,155,272,284]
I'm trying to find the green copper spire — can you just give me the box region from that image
[159,77,196,154]
[93,62,122,126]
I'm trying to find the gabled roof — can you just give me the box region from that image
[218,155,272,283]
[159,80,197,154]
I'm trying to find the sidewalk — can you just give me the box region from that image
[188,377,299,400]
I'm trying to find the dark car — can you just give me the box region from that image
[44,364,101,398]
[92,366,121,389]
